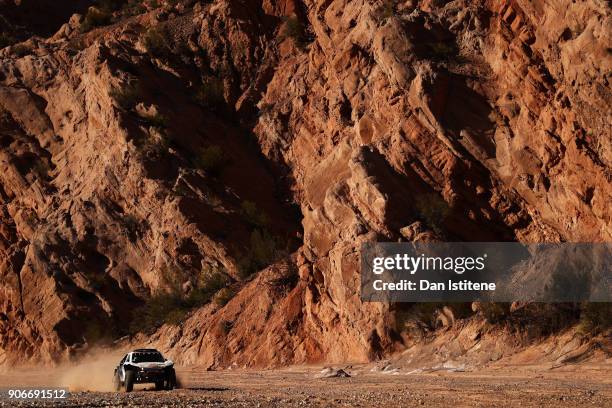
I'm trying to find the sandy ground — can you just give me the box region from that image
[0,363,609,407]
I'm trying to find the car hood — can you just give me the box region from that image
[132,360,173,369]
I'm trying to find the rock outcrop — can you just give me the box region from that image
[0,0,609,367]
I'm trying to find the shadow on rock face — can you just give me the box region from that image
[0,0,96,37]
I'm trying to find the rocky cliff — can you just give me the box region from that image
[0,0,610,367]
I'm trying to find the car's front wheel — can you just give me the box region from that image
[124,371,135,392]
[165,369,177,390]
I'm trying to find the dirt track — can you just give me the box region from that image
[0,365,610,407]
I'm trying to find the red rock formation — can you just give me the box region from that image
[0,0,609,367]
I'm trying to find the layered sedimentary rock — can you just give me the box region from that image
[0,0,609,367]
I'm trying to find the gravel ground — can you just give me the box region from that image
[0,366,609,407]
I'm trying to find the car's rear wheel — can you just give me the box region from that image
[124,371,135,392]
[155,381,164,391]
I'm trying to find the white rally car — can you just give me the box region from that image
[113,349,177,392]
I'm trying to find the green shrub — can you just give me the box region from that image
[130,268,230,332]
[183,267,230,308]
[195,145,227,175]
[164,308,189,325]
[578,303,611,334]
[283,16,304,45]
[214,287,235,306]
[194,78,225,109]
[238,229,279,278]
[143,26,171,58]
[241,200,269,228]
[130,291,184,332]
[415,193,449,234]
[250,229,277,267]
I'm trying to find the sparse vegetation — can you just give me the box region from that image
[396,303,442,332]
[479,302,509,324]
[130,266,231,332]
[195,145,227,176]
[194,78,225,110]
[191,266,229,303]
[283,16,305,46]
[143,26,171,58]
[214,287,235,306]
[83,319,112,344]
[130,291,185,331]
[236,200,285,278]
[577,303,611,334]
[241,200,269,228]
[238,229,279,278]
[110,83,141,110]
[414,193,450,234]
[250,229,278,268]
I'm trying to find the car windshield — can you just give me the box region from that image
[132,352,165,363]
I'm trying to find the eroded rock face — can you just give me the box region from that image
[0,0,609,367]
